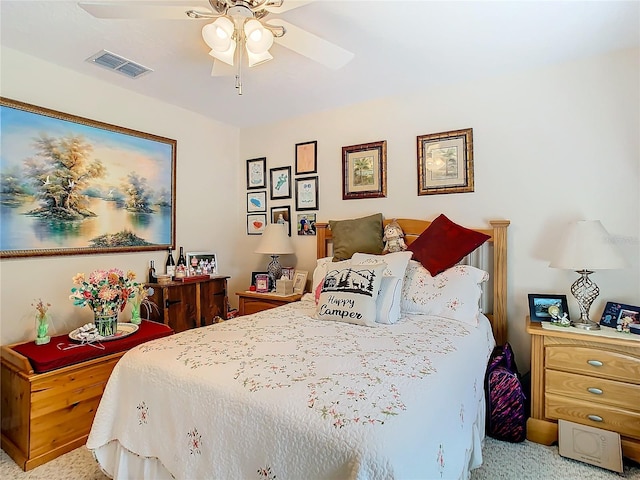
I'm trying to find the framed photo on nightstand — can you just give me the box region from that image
[528,294,569,322]
[599,302,640,332]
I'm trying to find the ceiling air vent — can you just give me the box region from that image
[86,50,152,79]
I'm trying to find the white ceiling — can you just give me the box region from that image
[2,1,639,128]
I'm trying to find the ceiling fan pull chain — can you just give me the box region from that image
[236,33,244,95]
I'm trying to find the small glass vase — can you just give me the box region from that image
[131,303,142,325]
[34,313,51,345]
[94,312,118,337]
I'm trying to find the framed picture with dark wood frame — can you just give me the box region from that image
[246,157,266,190]
[269,166,291,200]
[528,294,570,322]
[247,214,267,235]
[417,128,474,195]
[295,176,318,211]
[247,191,267,213]
[295,140,317,175]
[270,205,292,236]
[0,97,176,258]
[342,140,387,200]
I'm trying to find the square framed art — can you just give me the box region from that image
[417,128,474,195]
[247,214,267,235]
[342,140,387,200]
[247,191,267,213]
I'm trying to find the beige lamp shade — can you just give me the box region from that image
[550,220,625,271]
[255,224,294,255]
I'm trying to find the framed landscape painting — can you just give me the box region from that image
[0,97,176,258]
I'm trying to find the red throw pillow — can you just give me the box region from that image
[408,214,491,275]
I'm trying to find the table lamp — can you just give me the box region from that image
[549,220,626,330]
[254,223,294,289]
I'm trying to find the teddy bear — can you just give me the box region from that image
[382,219,408,254]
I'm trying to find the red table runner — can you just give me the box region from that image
[12,320,174,373]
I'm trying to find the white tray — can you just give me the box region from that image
[69,322,139,342]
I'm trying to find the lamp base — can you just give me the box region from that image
[571,319,601,330]
[266,255,282,290]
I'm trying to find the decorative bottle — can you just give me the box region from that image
[165,248,176,278]
[177,247,186,267]
[148,260,157,283]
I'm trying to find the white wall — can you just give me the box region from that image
[0,47,241,344]
[237,47,640,370]
[2,46,638,371]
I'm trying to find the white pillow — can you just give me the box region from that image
[351,251,412,324]
[312,256,333,304]
[315,261,386,327]
[376,276,402,324]
[400,261,489,326]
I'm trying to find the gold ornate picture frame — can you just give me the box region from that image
[417,128,474,195]
[342,140,387,200]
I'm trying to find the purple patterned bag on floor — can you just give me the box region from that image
[485,342,527,442]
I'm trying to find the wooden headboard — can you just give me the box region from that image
[315,218,510,345]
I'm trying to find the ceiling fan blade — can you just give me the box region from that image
[265,0,315,14]
[211,59,234,76]
[268,19,354,70]
[78,1,210,19]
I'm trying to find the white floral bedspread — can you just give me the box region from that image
[87,295,495,480]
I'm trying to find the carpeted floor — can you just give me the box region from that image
[2,438,639,479]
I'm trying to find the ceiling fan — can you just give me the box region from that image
[78,0,354,94]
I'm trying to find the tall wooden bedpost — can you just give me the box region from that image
[490,220,510,346]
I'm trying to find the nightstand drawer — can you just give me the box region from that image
[546,345,640,384]
[546,393,640,438]
[546,369,640,411]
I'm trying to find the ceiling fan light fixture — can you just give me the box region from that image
[202,16,234,51]
[208,39,236,66]
[244,19,274,55]
[247,49,273,67]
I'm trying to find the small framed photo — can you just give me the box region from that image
[270,166,292,200]
[417,128,474,195]
[251,271,273,291]
[271,205,291,236]
[247,191,267,213]
[186,252,218,275]
[295,140,317,175]
[247,214,267,235]
[295,176,318,211]
[246,157,266,189]
[292,270,308,294]
[342,140,387,200]
[599,302,640,330]
[297,213,316,236]
[281,266,295,280]
[254,273,270,293]
[528,294,570,322]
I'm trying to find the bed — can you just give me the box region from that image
[87,216,509,480]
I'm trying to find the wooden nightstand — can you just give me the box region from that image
[236,291,303,316]
[526,317,640,462]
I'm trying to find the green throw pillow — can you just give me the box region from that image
[329,213,384,261]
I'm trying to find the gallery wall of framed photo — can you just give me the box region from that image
[246,140,320,238]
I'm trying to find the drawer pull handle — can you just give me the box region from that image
[588,414,603,422]
[587,387,603,395]
[587,360,603,367]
